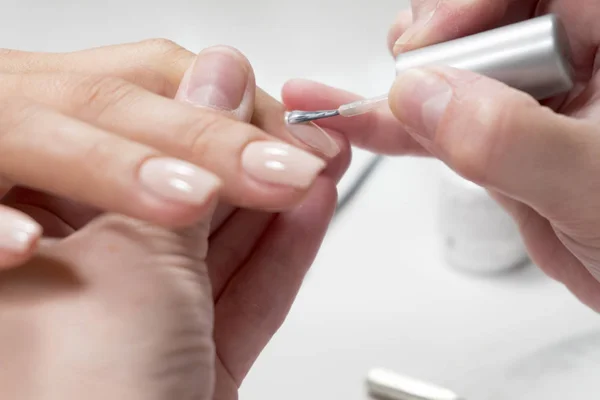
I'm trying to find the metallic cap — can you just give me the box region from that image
[395,14,575,100]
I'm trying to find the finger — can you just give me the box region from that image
[9,74,327,212]
[2,188,88,235]
[175,46,256,124]
[208,208,275,300]
[392,0,537,56]
[5,42,343,163]
[174,45,255,234]
[389,66,600,218]
[213,176,337,383]
[64,39,196,97]
[0,205,41,269]
[0,97,221,227]
[68,41,341,160]
[92,42,343,159]
[207,130,349,297]
[387,9,413,54]
[253,87,341,159]
[281,78,427,155]
[26,212,217,400]
[0,40,195,98]
[491,192,600,311]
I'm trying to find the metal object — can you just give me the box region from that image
[394,13,574,100]
[285,109,339,124]
[286,14,574,125]
[366,368,463,400]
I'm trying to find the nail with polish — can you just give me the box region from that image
[0,211,41,254]
[391,68,453,139]
[180,47,248,110]
[242,141,326,189]
[139,157,222,205]
[286,121,340,158]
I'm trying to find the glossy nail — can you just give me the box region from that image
[182,47,248,110]
[242,142,326,189]
[287,122,340,158]
[139,158,221,205]
[0,211,41,254]
[391,68,453,139]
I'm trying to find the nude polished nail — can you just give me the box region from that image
[139,158,221,205]
[241,142,326,189]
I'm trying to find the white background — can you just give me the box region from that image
[2,0,599,398]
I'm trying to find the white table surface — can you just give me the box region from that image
[2,0,599,398]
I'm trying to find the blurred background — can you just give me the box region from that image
[2,0,600,398]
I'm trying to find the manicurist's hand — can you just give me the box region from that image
[283,1,600,311]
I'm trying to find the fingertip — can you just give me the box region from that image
[133,156,224,227]
[199,45,253,71]
[387,9,413,55]
[176,45,253,121]
[281,79,361,112]
[393,0,511,55]
[281,78,321,104]
[0,206,42,269]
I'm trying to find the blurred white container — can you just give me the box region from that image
[437,165,528,274]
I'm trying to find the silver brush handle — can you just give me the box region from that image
[395,14,574,100]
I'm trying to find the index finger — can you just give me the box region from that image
[393,0,537,56]
[281,79,427,155]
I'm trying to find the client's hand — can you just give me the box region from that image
[0,46,350,400]
[0,40,342,267]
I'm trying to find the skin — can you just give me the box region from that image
[0,43,351,399]
[283,0,600,312]
[11,1,600,397]
[0,40,340,232]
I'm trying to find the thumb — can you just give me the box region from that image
[389,66,598,218]
[0,179,221,399]
[14,210,219,400]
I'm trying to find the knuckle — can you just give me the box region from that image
[127,65,176,97]
[140,38,185,55]
[138,37,193,68]
[187,115,228,158]
[69,75,139,118]
[133,38,194,94]
[184,114,253,161]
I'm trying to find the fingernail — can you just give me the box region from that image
[0,212,41,254]
[286,121,340,158]
[392,68,453,139]
[242,142,326,189]
[182,47,248,110]
[393,10,435,53]
[139,158,221,205]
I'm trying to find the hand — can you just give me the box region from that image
[283,1,600,312]
[0,40,343,267]
[0,46,351,399]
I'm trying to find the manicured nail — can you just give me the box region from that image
[242,142,326,189]
[392,68,453,139]
[286,121,340,158]
[139,158,221,205]
[182,47,248,110]
[0,211,41,254]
